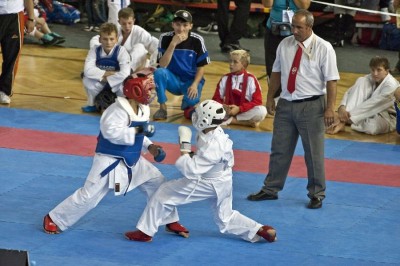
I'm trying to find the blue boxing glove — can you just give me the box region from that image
[143,124,155,137]
[154,147,166,162]
[137,123,155,137]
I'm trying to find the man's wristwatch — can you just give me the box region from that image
[27,18,35,22]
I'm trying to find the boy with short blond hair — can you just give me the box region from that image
[90,8,159,73]
[212,49,267,127]
[82,22,131,113]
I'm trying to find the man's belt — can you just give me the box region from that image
[291,95,321,103]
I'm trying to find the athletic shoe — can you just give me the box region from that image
[0,91,11,104]
[165,221,189,238]
[183,106,195,120]
[153,108,167,120]
[221,44,234,53]
[41,34,59,46]
[49,32,65,40]
[81,105,98,113]
[43,214,60,234]
[92,26,100,33]
[125,230,152,242]
[83,26,94,32]
[257,225,277,242]
[230,43,250,52]
[49,32,65,45]
[197,22,218,35]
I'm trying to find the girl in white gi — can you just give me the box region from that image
[43,75,188,236]
[90,8,159,73]
[212,49,267,128]
[326,56,399,135]
[82,22,131,113]
[125,100,277,243]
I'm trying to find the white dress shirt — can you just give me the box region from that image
[273,32,340,101]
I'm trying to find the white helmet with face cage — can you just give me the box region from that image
[191,100,226,131]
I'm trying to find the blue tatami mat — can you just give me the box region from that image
[0,149,399,265]
[0,107,399,265]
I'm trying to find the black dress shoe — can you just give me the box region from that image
[230,43,250,52]
[247,190,278,201]
[307,197,322,209]
[221,44,233,53]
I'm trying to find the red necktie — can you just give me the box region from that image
[287,45,303,94]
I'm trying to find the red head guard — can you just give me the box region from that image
[123,76,155,105]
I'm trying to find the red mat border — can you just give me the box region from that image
[1,126,399,187]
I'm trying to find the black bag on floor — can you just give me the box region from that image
[379,23,400,51]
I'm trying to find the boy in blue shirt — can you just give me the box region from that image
[152,10,210,120]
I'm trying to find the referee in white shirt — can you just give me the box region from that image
[248,9,340,209]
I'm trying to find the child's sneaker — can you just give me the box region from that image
[49,32,65,45]
[153,108,167,120]
[41,34,58,46]
[83,25,94,32]
[183,106,195,120]
[197,22,218,35]
[81,105,98,113]
[0,91,11,104]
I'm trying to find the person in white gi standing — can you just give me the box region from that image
[326,56,399,135]
[247,9,339,209]
[107,0,129,25]
[125,100,277,243]
[43,75,188,236]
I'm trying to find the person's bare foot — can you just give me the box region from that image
[230,117,260,128]
[326,121,346,134]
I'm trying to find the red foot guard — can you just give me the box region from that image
[43,214,60,234]
[257,225,277,242]
[125,230,152,242]
[166,221,189,238]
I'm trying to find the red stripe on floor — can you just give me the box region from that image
[1,126,399,187]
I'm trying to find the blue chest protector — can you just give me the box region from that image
[95,120,147,167]
[96,45,121,71]
[95,120,148,195]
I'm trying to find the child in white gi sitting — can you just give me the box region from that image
[326,56,399,135]
[43,75,188,237]
[82,22,131,113]
[212,49,267,128]
[125,100,276,243]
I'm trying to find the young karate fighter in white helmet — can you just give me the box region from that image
[43,73,188,236]
[125,99,277,243]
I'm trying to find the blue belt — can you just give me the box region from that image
[100,158,132,196]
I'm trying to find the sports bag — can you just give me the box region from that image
[379,23,400,51]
